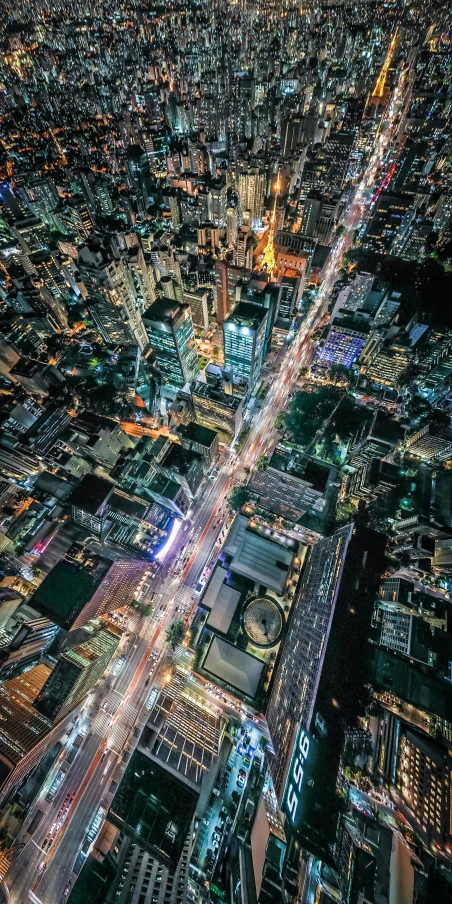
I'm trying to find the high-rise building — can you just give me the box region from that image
[34,624,120,723]
[223,301,267,391]
[237,166,266,229]
[126,144,151,215]
[0,663,69,804]
[68,473,114,537]
[143,298,200,393]
[0,602,59,680]
[192,381,243,442]
[267,525,386,801]
[210,177,228,227]
[183,287,209,332]
[316,314,370,369]
[78,241,148,349]
[300,191,322,238]
[363,192,412,253]
[235,224,254,269]
[227,205,239,246]
[30,548,147,632]
[215,260,251,324]
[275,272,302,331]
[281,114,302,157]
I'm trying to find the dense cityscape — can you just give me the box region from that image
[0,0,451,902]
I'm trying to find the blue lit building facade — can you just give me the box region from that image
[316,323,368,369]
[223,301,267,391]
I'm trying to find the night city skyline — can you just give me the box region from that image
[0,1,451,903]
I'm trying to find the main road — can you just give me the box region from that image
[7,53,411,904]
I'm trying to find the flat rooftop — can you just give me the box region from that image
[192,381,242,410]
[179,421,218,447]
[203,636,264,698]
[108,750,198,866]
[30,557,110,629]
[68,474,113,515]
[201,565,242,634]
[225,301,267,330]
[224,515,295,595]
[143,297,187,325]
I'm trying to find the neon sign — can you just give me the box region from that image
[285,728,310,825]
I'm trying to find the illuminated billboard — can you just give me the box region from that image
[283,726,311,826]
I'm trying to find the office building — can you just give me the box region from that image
[176,422,220,469]
[237,166,266,229]
[210,177,228,227]
[399,730,451,849]
[316,314,370,369]
[0,603,59,680]
[215,260,251,324]
[0,588,23,631]
[158,442,204,498]
[237,276,279,357]
[78,241,148,349]
[363,192,412,253]
[0,663,68,804]
[0,438,41,481]
[365,342,413,387]
[274,230,314,280]
[404,425,452,463]
[183,286,209,332]
[146,473,191,518]
[223,301,267,391]
[30,548,147,632]
[275,272,302,331]
[235,224,254,269]
[192,381,243,442]
[126,144,151,215]
[143,298,200,394]
[227,205,239,246]
[334,811,395,904]
[281,114,302,157]
[300,192,322,238]
[267,525,386,800]
[34,624,120,723]
[68,473,114,537]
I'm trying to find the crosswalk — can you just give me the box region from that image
[91,710,111,736]
[105,689,123,713]
[0,848,11,880]
[108,704,137,754]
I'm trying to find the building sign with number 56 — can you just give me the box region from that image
[283,727,311,827]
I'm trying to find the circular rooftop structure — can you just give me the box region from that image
[242,596,284,649]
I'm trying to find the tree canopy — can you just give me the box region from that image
[228,485,251,511]
[165,619,185,651]
[285,388,372,451]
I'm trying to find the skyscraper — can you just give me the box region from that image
[30,550,148,632]
[143,298,200,393]
[266,525,386,801]
[34,624,120,723]
[78,240,148,349]
[237,165,266,229]
[223,301,267,391]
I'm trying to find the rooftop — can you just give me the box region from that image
[224,301,267,331]
[108,750,198,867]
[68,474,114,515]
[201,565,242,634]
[30,556,110,630]
[178,421,218,447]
[142,297,187,326]
[224,515,296,594]
[192,381,242,410]
[203,636,264,698]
